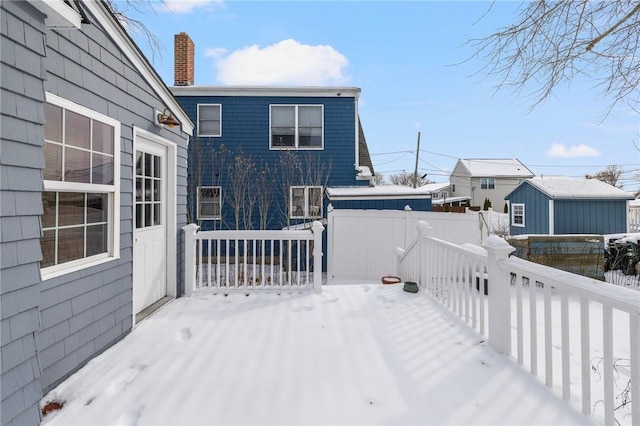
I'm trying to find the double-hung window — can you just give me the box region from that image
[270,105,323,149]
[198,104,221,137]
[198,186,222,220]
[290,186,323,219]
[512,203,525,227]
[41,93,120,277]
[481,178,495,190]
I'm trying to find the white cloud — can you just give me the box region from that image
[546,143,600,158]
[204,47,228,59]
[161,0,222,14]
[212,39,348,85]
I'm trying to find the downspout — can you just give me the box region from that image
[354,91,360,169]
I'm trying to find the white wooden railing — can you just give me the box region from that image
[397,221,640,426]
[183,222,324,295]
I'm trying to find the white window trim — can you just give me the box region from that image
[512,203,525,228]
[41,92,121,280]
[290,186,323,219]
[481,178,496,190]
[269,104,324,150]
[197,185,222,220]
[197,104,222,137]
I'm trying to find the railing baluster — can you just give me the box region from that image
[243,239,247,287]
[544,282,553,387]
[252,239,256,288]
[631,312,639,426]
[207,239,212,289]
[516,274,523,366]
[529,278,538,377]
[603,304,614,425]
[560,293,570,401]
[225,239,230,289]
[479,261,485,336]
[579,297,591,417]
[296,239,301,287]
[279,240,284,287]
[216,238,221,289]
[197,238,203,289]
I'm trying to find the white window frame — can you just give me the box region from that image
[290,186,323,219]
[41,93,120,280]
[197,186,222,220]
[270,105,324,150]
[512,203,525,227]
[481,178,495,190]
[197,104,222,137]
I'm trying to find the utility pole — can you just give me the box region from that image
[413,131,421,188]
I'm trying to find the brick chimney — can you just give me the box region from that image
[174,32,194,86]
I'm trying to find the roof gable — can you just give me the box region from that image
[520,177,634,200]
[81,1,193,135]
[458,158,534,178]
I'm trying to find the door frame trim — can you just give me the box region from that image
[132,127,178,323]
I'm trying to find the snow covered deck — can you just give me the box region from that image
[41,284,589,425]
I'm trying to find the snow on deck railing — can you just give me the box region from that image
[183,222,324,295]
[397,221,640,426]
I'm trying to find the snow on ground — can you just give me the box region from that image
[41,284,590,426]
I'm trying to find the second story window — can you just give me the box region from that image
[270,105,323,149]
[198,104,221,137]
[481,178,495,190]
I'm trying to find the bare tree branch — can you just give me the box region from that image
[474,1,640,111]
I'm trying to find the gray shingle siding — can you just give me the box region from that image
[1,2,47,425]
[2,1,190,424]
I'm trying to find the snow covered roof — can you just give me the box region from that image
[418,182,450,192]
[458,158,534,178]
[521,177,634,200]
[355,165,373,180]
[326,185,432,199]
[432,196,470,205]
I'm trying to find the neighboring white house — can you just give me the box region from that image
[449,158,535,211]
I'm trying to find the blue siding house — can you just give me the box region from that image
[1,2,192,424]
[505,177,634,236]
[171,34,374,231]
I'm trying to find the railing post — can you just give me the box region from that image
[311,220,324,293]
[417,221,431,287]
[395,247,406,279]
[482,235,515,355]
[182,223,200,296]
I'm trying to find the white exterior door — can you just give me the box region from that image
[133,136,167,314]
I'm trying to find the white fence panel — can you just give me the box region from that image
[327,209,488,281]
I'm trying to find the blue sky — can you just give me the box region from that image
[125,1,640,191]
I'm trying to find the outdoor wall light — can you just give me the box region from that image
[156,108,181,128]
